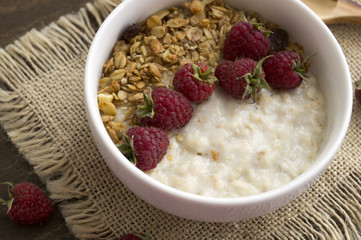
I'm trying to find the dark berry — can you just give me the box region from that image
[121,23,141,43]
[269,28,289,52]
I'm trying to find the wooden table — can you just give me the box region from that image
[0,1,92,239]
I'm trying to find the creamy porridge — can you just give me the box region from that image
[97,0,327,198]
[147,75,326,197]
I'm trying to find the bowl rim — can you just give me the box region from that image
[84,0,353,207]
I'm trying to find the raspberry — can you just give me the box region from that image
[173,62,217,103]
[355,80,361,105]
[136,87,193,131]
[1,182,52,225]
[118,228,152,240]
[223,21,270,61]
[263,51,306,89]
[118,233,149,240]
[118,126,169,171]
[215,58,270,101]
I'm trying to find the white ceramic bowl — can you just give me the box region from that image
[84,0,352,222]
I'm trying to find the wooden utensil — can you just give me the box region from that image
[301,0,361,24]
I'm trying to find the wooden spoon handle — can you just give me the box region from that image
[324,0,361,24]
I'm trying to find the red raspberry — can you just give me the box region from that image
[173,62,217,103]
[118,227,152,240]
[118,126,169,171]
[215,58,270,101]
[136,87,193,131]
[1,182,52,225]
[263,51,306,89]
[355,80,361,105]
[223,21,270,61]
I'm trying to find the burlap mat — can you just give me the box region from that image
[0,0,360,239]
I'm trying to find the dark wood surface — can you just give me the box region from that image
[0,0,91,239]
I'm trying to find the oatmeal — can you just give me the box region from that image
[148,76,326,197]
[97,0,326,197]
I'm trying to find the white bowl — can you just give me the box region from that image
[84,0,352,222]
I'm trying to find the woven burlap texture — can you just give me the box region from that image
[0,0,360,239]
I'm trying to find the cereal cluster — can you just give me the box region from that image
[97,0,305,144]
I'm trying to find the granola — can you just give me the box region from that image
[97,0,305,144]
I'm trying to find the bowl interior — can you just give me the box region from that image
[84,0,352,221]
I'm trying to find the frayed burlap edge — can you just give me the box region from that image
[0,0,121,239]
[0,1,360,239]
[270,170,361,239]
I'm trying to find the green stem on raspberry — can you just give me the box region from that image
[293,53,316,83]
[254,56,270,79]
[192,64,217,85]
[5,199,14,214]
[1,182,15,213]
[117,134,137,165]
[242,80,254,100]
[135,91,155,119]
[355,80,361,90]
[242,56,271,101]
[134,225,153,240]
[250,22,271,38]
[292,58,308,82]
[0,198,14,214]
[263,30,271,38]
